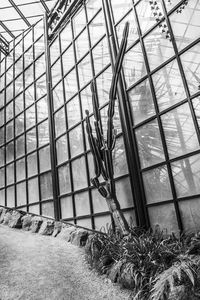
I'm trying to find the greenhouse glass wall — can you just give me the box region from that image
[0,0,200,232]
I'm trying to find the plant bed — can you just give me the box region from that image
[85,226,200,300]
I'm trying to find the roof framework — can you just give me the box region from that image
[0,0,56,43]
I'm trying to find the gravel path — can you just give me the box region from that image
[0,224,132,300]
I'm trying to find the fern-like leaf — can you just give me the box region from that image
[150,256,196,300]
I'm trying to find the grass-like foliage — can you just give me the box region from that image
[85,225,200,299]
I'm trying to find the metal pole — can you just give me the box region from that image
[43,13,60,221]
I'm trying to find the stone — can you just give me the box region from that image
[8,210,23,228]
[119,262,135,289]
[21,214,32,231]
[30,216,43,233]
[3,210,13,225]
[39,220,55,235]
[70,229,89,247]
[0,208,7,223]
[52,221,63,237]
[56,225,76,242]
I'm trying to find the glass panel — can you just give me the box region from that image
[92,38,110,75]
[27,152,38,177]
[37,96,48,122]
[75,29,89,62]
[89,11,105,47]
[39,146,51,173]
[123,43,146,88]
[16,158,25,182]
[40,172,53,200]
[80,84,93,114]
[6,141,14,163]
[110,0,133,24]
[15,113,24,136]
[6,102,13,121]
[143,165,172,204]
[0,147,4,167]
[69,125,84,158]
[170,1,200,51]
[64,69,77,101]
[17,182,26,206]
[58,163,71,195]
[6,121,13,141]
[60,22,72,52]
[52,82,64,111]
[144,22,175,70]
[42,202,54,218]
[15,93,24,115]
[54,107,66,137]
[75,191,90,216]
[92,188,108,213]
[179,198,200,233]
[50,37,60,64]
[25,105,36,130]
[35,75,46,100]
[193,96,200,128]
[28,177,39,203]
[25,84,34,107]
[78,55,93,88]
[24,66,33,88]
[148,203,179,233]
[152,59,186,111]
[86,0,99,21]
[94,214,112,230]
[128,78,155,125]
[7,163,14,185]
[0,127,4,146]
[113,136,129,177]
[38,120,49,146]
[15,135,25,158]
[67,96,81,128]
[56,134,68,165]
[76,218,92,229]
[26,128,36,153]
[73,6,86,37]
[136,119,165,168]
[0,168,5,188]
[51,59,61,87]
[161,103,199,158]
[72,156,87,191]
[181,42,200,96]
[172,154,200,197]
[115,177,133,209]
[7,186,15,207]
[96,67,112,107]
[136,0,163,34]
[29,204,39,215]
[60,196,73,219]
[62,46,75,75]
[115,10,138,48]
[0,189,5,206]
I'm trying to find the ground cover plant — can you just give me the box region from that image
[85,225,200,300]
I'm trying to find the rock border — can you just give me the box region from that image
[0,206,92,248]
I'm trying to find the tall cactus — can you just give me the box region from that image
[85,22,130,235]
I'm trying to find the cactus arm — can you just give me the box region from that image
[107,22,129,150]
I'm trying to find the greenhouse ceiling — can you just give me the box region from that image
[0,0,56,42]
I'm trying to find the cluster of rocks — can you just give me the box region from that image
[0,207,90,247]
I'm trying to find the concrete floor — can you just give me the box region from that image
[0,224,131,300]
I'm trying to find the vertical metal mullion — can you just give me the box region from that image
[84,3,96,229]
[44,13,60,221]
[161,0,200,145]
[33,24,42,216]
[133,2,183,232]
[3,53,7,207]
[59,19,76,222]
[102,0,149,229]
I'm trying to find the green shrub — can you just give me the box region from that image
[85,225,200,299]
